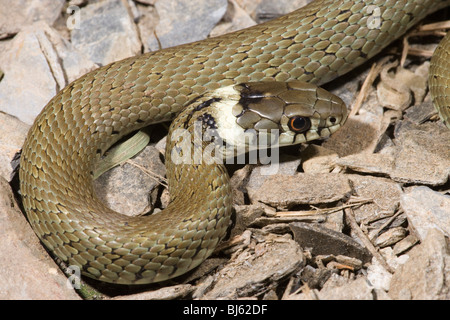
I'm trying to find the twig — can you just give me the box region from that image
[275,198,372,217]
[127,160,169,188]
[400,36,409,67]
[418,20,450,32]
[400,20,450,62]
[350,56,391,118]
[369,209,404,241]
[344,207,395,274]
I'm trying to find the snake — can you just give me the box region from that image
[19,0,450,285]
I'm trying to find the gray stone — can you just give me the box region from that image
[248,153,301,179]
[392,234,419,256]
[336,121,450,186]
[347,174,402,224]
[0,24,58,125]
[94,145,166,216]
[113,284,194,300]
[0,0,65,38]
[366,258,392,292]
[147,0,227,51]
[390,121,450,185]
[231,204,265,238]
[0,113,29,181]
[236,0,307,22]
[318,276,374,300]
[71,0,141,66]
[0,177,80,299]
[389,228,450,300]
[400,186,450,240]
[290,222,372,263]
[0,22,96,125]
[373,227,407,248]
[246,172,351,210]
[301,145,339,173]
[201,234,303,299]
[209,0,256,37]
[43,23,98,84]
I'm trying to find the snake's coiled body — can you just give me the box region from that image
[20,0,450,284]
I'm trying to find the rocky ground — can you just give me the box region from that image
[0,0,449,300]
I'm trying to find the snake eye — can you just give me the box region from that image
[288,116,311,133]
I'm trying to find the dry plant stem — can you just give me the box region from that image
[418,20,450,31]
[350,56,391,118]
[127,159,169,188]
[369,209,404,241]
[344,208,395,274]
[402,20,450,61]
[275,198,373,217]
[401,36,410,66]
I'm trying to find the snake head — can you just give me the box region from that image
[169,81,347,163]
[210,81,347,151]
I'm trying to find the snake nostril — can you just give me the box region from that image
[329,116,337,123]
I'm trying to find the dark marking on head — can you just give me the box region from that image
[182,96,220,129]
[198,113,217,129]
[195,97,222,111]
[238,84,265,111]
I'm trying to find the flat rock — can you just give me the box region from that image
[0,24,58,125]
[71,0,141,66]
[390,121,450,185]
[373,227,407,248]
[146,0,227,51]
[0,22,96,125]
[201,234,303,299]
[113,284,194,300]
[377,64,428,111]
[389,228,450,300]
[288,274,376,300]
[318,276,374,300]
[249,153,302,177]
[393,234,419,256]
[400,186,450,240]
[0,113,29,181]
[209,0,256,37]
[237,0,307,22]
[347,174,402,224]
[0,177,80,299]
[94,145,166,216]
[0,0,65,38]
[404,99,437,125]
[246,172,351,210]
[301,145,339,173]
[337,121,450,186]
[231,204,266,238]
[42,22,98,84]
[290,222,372,263]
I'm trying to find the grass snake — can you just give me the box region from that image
[19,0,450,284]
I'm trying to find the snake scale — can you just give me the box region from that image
[19,0,450,285]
